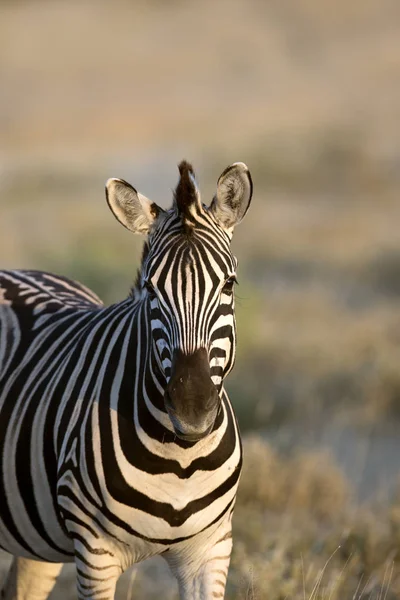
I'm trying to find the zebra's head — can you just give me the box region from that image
[106,161,252,441]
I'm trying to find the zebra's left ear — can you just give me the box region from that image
[105,178,161,235]
[210,162,253,231]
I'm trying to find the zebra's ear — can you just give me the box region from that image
[105,178,161,235]
[210,163,253,231]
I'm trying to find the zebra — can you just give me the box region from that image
[0,160,252,600]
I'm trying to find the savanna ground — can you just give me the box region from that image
[1,0,400,597]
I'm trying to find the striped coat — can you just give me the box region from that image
[0,161,252,600]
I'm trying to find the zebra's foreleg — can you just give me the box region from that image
[73,545,122,600]
[166,525,233,600]
[75,563,121,600]
[0,557,63,600]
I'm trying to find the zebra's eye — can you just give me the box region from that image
[222,276,238,295]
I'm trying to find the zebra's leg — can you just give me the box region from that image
[75,562,121,600]
[165,524,233,600]
[73,545,122,600]
[1,556,63,600]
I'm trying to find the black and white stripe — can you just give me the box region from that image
[0,161,252,600]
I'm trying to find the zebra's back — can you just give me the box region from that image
[0,269,103,311]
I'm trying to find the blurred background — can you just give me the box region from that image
[1,0,400,597]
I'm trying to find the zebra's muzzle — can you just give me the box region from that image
[164,348,220,441]
[172,423,214,442]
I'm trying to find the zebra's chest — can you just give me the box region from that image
[61,465,239,557]
[58,402,241,551]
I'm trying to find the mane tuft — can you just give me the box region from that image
[174,160,199,223]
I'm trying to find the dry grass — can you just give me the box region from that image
[238,436,349,518]
[230,437,400,599]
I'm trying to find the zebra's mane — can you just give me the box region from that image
[174,160,199,231]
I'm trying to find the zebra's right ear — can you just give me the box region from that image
[105,178,161,235]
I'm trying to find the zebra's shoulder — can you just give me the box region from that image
[0,269,103,310]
